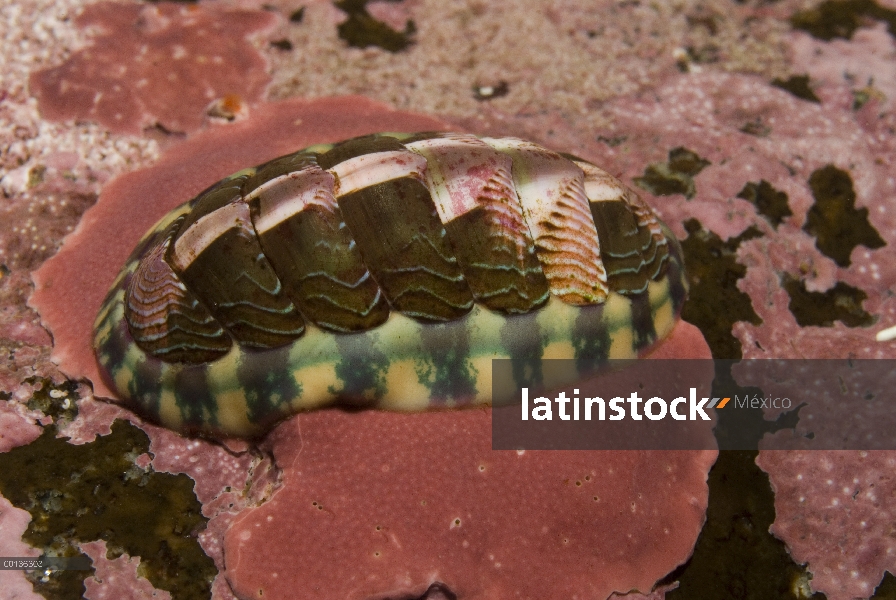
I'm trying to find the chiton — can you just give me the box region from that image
[93,132,687,438]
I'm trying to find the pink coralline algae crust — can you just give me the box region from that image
[728,357,896,453]
[0,496,42,600]
[756,451,896,600]
[226,370,714,600]
[57,394,131,445]
[0,271,52,349]
[756,27,896,600]
[584,70,896,360]
[747,27,896,596]
[81,540,171,600]
[586,69,896,599]
[28,96,714,600]
[789,25,896,116]
[30,2,277,135]
[0,400,42,453]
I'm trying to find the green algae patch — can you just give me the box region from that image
[804,165,885,267]
[0,420,215,599]
[737,180,793,229]
[679,219,763,360]
[634,148,711,199]
[791,0,896,41]
[771,75,821,104]
[335,0,416,52]
[782,274,875,328]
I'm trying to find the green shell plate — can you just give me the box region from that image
[93,132,687,439]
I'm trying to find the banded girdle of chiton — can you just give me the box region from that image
[122,132,671,366]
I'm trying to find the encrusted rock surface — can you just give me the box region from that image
[3,0,896,599]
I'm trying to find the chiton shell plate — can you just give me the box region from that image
[93,132,687,438]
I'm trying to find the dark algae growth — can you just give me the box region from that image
[654,215,821,600]
[634,147,711,200]
[0,419,215,599]
[791,0,896,41]
[737,180,793,229]
[771,75,821,104]
[679,219,762,360]
[804,165,885,267]
[335,0,416,52]
[665,450,825,600]
[783,275,875,328]
[665,215,824,600]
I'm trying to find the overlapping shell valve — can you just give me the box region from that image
[123,132,671,365]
